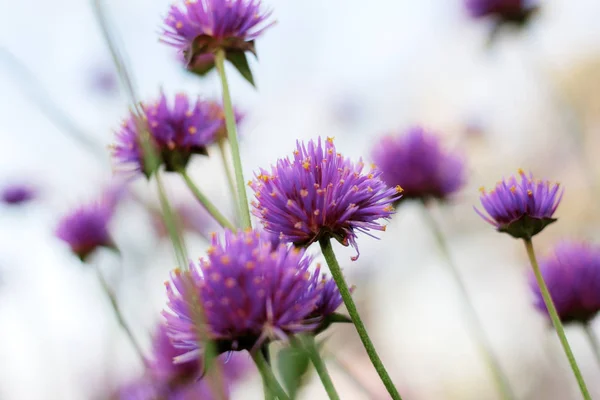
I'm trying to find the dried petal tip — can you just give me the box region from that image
[474,170,563,239]
[250,137,401,259]
[372,127,465,203]
[531,242,600,324]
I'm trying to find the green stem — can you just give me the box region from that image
[524,238,591,400]
[214,49,252,230]
[179,169,236,231]
[95,266,147,367]
[252,350,290,400]
[319,237,402,400]
[583,323,600,368]
[302,337,340,400]
[421,204,514,400]
[217,139,239,219]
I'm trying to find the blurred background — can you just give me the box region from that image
[1,0,600,398]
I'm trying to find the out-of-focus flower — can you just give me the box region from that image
[249,137,402,260]
[465,0,538,23]
[55,198,115,261]
[531,241,600,324]
[88,64,119,96]
[205,100,244,143]
[372,127,465,202]
[162,0,275,83]
[111,93,221,177]
[1,183,36,205]
[474,169,563,239]
[163,229,344,362]
[149,323,201,386]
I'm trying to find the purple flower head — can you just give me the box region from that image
[163,229,338,362]
[55,198,115,261]
[205,100,244,142]
[162,0,275,77]
[530,242,600,324]
[474,169,563,239]
[371,127,465,202]
[465,0,538,27]
[112,379,167,400]
[249,137,402,260]
[111,92,222,177]
[149,323,201,386]
[1,183,36,205]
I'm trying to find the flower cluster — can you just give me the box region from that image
[475,169,563,239]
[372,127,465,202]
[250,137,402,259]
[531,242,600,324]
[162,0,274,74]
[163,229,345,362]
[111,93,222,176]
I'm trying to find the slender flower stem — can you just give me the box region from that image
[524,238,591,400]
[252,350,290,400]
[94,266,147,367]
[421,203,514,400]
[214,49,252,230]
[217,138,239,217]
[302,336,340,400]
[319,237,402,400]
[583,323,600,368]
[179,169,236,231]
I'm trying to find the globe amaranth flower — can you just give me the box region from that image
[530,242,600,324]
[371,127,465,202]
[205,100,244,143]
[249,137,402,260]
[1,183,36,205]
[163,229,345,363]
[56,198,115,261]
[465,0,538,27]
[162,0,275,81]
[111,92,222,177]
[474,169,563,239]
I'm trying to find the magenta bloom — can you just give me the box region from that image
[56,200,115,261]
[465,0,538,25]
[1,183,36,205]
[163,229,344,362]
[162,0,274,79]
[475,170,563,239]
[531,242,600,324]
[372,127,465,202]
[149,324,201,386]
[250,137,402,260]
[111,93,222,176]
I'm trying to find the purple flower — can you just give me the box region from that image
[162,0,275,74]
[1,183,36,205]
[163,229,342,362]
[111,93,222,177]
[149,323,201,386]
[474,169,563,239]
[530,242,600,324]
[55,199,115,261]
[465,0,538,25]
[371,127,465,202]
[249,137,402,260]
[205,100,244,143]
[112,379,167,400]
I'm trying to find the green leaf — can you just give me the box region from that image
[226,51,255,87]
[277,344,311,399]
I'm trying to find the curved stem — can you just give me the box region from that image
[302,337,340,400]
[95,266,147,367]
[421,203,514,399]
[252,350,290,400]
[524,238,591,400]
[217,139,239,219]
[214,49,252,230]
[179,169,236,231]
[583,323,600,368]
[319,237,402,400]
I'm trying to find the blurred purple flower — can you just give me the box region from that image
[55,198,115,261]
[1,183,36,205]
[111,92,222,177]
[249,137,402,260]
[531,242,600,324]
[149,323,201,386]
[465,0,538,28]
[112,379,167,400]
[372,127,465,202]
[474,169,563,239]
[205,100,244,143]
[162,0,275,68]
[88,65,119,96]
[163,229,342,362]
